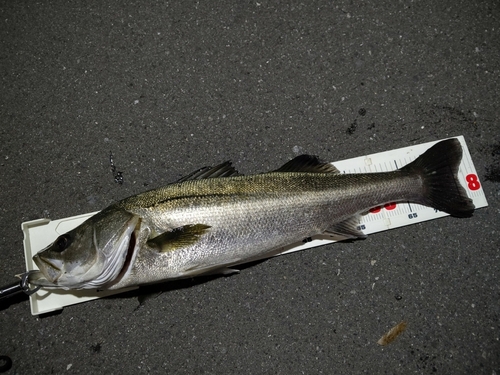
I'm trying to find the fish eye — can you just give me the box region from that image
[55,235,71,253]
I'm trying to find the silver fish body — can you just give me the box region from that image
[30,139,475,290]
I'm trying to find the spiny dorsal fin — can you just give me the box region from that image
[177,161,242,182]
[147,224,211,252]
[274,155,339,174]
[324,215,367,240]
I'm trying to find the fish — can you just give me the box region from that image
[29,138,475,291]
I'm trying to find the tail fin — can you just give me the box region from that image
[400,138,475,217]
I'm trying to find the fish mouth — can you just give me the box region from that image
[27,270,60,287]
[32,254,63,285]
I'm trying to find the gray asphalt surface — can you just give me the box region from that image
[1,1,499,374]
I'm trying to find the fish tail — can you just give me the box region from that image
[400,138,475,217]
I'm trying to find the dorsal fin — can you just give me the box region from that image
[177,161,242,182]
[274,155,339,174]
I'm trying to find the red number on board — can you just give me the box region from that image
[369,202,397,214]
[465,174,481,191]
[384,202,397,210]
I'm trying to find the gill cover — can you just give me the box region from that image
[32,206,140,290]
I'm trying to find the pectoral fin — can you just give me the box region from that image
[147,224,211,252]
[325,216,367,240]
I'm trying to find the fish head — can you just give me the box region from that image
[31,207,140,290]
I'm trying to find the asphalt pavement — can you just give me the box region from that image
[1,1,499,374]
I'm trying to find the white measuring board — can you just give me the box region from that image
[22,136,488,315]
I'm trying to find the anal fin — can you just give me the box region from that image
[325,215,367,240]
